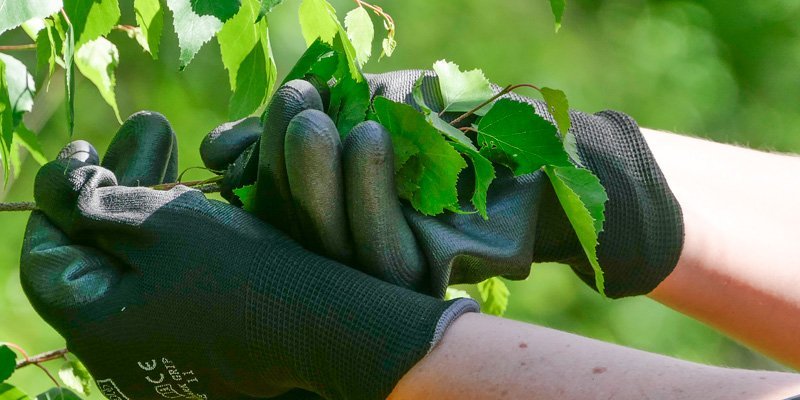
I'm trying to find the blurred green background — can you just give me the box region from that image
[1,0,798,396]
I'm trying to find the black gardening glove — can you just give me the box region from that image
[202,72,684,299]
[20,111,478,400]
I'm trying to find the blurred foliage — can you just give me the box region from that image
[1,0,797,395]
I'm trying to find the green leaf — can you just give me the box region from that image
[75,37,121,123]
[371,97,466,215]
[381,36,396,59]
[63,0,120,47]
[218,0,277,118]
[562,130,583,167]
[0,54,36,125]
[477,99,570,175]
[411,76,495,218]
[544,165,608,295]
[476,277,509,316]
[0,383,29,400]
[257,0,284,22]
[229,40,270,119]
[14,123,47,165]
[0,0,62,36]
[550,0,566,32]
[134,0,164,59]
[35,20,59,85]
[432,60,494,114]
[0,61,15,186]
[444,287,472,300]
[328,71,370,137]
[0,345,15,383]
[344,7,373,68]
[540,87,570,135]
[167,0,226,69]
[298,0,339,46]
[34,388,80,400]
[58,359,92,395]
[21,18,47,39]
[233,184,256,212]
[62,14,75,136]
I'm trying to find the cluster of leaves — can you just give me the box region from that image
[236,20,606,316]
[1,344,90,399]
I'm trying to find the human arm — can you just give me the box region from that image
[391,313,800,400]
[644,129,800,369]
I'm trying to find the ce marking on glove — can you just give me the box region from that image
[137,357,208,399]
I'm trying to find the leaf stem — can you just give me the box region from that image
[0,44,37,51]
[449,83,542,127]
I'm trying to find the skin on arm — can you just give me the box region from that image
[643,129,800,368]
[390,313,800,400]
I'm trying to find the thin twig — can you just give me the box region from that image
[449,83,542,127]
[0,44,37,51]
[0,202,38,212]
[14,348,69,369]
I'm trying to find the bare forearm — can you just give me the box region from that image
[644,129,800,368]
[390,313,800,399]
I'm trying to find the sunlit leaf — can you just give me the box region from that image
[75,37,121,122]
[58,359,92,395]
[167,0,226,69]
[433,60,494,114]
[134,0,164,59]
[0,383,30,400]
[477,277,509,316]
[344,7,373,67]
[0,0,62,36]
[63,0,120,46]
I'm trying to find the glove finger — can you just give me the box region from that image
[20,211,124,334]
[284,109,352,263]
[254,79,324,239]
[101,111,178,186]
[57,140,100,164]
[343,121,427,292]
[200,116,262,172]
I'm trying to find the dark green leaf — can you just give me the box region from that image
[0,345,15,382]
[58,359,92,395]
[328,72,370,137]
[0,54,35,126]
[449,141,495,220]
[281,39,336,84]
[433,60,494,114]
[477,277,509,316]
[344,7,373,67]
[550,0,566,32]
[190,0,241,21]
[544,165,607,295]
[257,0,284,22]
[134,0,164,59]
[34,387,80,400]
[0,0,62,36]
[371,96,466,215]
[477,99,570,175]
[75,37,121,123]
[13,123,48,165]
[63,0,120,47]
[167,0,225,69]
[0,383,29,400]
[233,184,256,212]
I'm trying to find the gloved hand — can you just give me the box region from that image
[201,71,684,299]
[20,111,478,400]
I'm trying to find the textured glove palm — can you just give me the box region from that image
[202,71,684,298]
[20,112,477,400]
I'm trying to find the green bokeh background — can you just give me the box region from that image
[2,0,798,396]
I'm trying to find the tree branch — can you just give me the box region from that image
[16,348,69,369]
[0,44,37,51]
